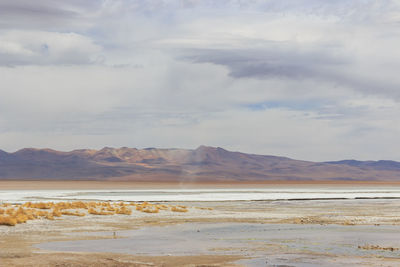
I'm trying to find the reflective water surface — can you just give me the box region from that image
[36,223,400,266]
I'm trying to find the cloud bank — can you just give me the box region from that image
[1,0,400,161]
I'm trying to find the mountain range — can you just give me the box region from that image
[1,146,400,182]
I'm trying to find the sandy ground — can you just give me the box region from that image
[1,198,400,266]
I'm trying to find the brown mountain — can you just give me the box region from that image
[0,146,400,181]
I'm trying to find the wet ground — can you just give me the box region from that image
[3,198,400,266]
[36,222,400,266]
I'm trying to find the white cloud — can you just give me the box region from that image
[0,30,102,66]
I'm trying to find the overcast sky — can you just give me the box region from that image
[1,0,400,161]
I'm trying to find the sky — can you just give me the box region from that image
[1,0,400,161]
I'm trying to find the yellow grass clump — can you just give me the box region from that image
[171,206,188,212]
[142,207,159,213]
[115,207,132,215]
[35,210,48,217]
[25,211,38,220]
[61,210,86,217]
[156,204,169,210]
[52,209,62,217]
[45,213,54,220]
[15,214,29,224]
[88,208,114,215]
[0,200,197,227]
[6,208,15,215]
[70,201,88,209]
[0,215,17,226]
[107,206,116,212]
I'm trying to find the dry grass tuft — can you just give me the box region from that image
[61,210,86,217]
[0,215,17,226]
[6,208,15,215]
[88,208,114,215]
[156,204,169,210]
[142,207,159,213]
[15,214,29,224]
[115,207,132,215]
[52,209,62,217]
[0,200,199,226]
[171,206,188,212]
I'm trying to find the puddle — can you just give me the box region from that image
[35,223,400,266]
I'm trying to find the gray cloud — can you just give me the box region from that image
[181,45,347,79]
[0,0,100,31]
[0,1,103,66]
[180,45,400,99]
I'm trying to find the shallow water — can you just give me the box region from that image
[36,223,400,266]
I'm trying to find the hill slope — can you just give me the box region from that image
[0,146,399,181]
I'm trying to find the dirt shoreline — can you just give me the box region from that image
[2,180,400,190]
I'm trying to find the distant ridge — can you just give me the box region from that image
[0,146,400,181]
[324,160,400,170]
